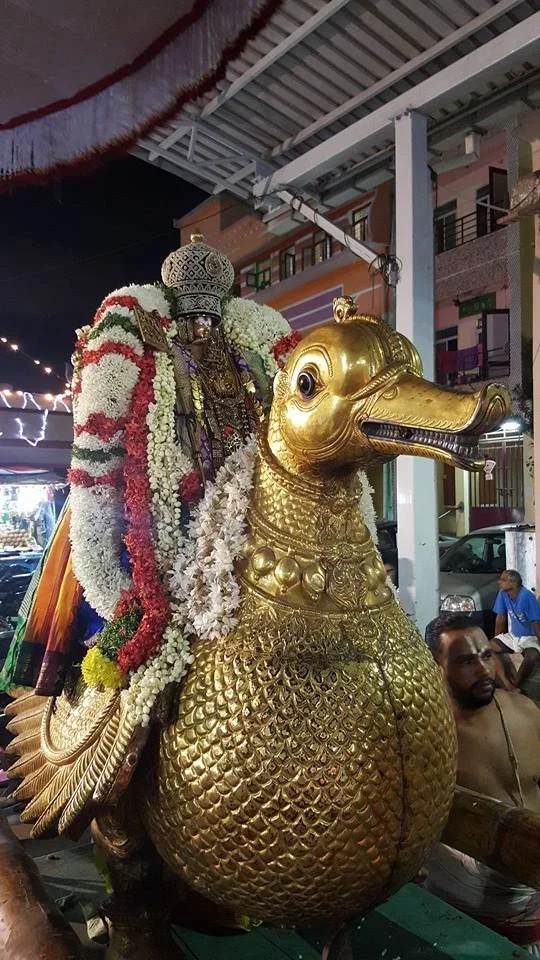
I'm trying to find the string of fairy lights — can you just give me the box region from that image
[0,334,69,388]
[0,335,71,446]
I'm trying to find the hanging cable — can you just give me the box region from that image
[369,254,402,288]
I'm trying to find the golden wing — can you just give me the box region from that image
[5,684,147,839]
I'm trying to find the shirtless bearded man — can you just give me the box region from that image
[425,614,540,954]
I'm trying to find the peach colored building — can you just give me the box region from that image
[177,136,527,532]
[178,183,393,325]
[177,184,394,515]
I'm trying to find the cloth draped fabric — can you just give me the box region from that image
[0,500,82,696]
[427,843,540,951]
[436,346,481,375]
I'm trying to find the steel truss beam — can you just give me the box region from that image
[269,0,526,160]
[253,12,540,198]
[199,0,353,121]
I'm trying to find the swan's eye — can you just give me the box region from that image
[297,371,317,398]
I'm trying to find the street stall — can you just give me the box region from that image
[0,470,67,553]
[0,482,50,553]
[0,388,72,559]
[0,471,67,662]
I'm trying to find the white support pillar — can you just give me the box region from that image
[532,140,540,595]
[394,111,439,633]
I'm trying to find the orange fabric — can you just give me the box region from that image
[0,500,84,695]
[24,506,81,648]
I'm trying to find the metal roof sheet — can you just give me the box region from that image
[134,0,540,204]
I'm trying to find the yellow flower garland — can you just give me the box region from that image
[81,646,127,690]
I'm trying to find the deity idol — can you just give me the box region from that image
[1,242,511,959]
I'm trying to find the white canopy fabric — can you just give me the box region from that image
[0,0,282,186]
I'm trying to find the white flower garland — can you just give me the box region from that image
[76,352,142,428]
[222,297,291,378]
[70,485,131,620]
[125,439,257,727]
[146,351,192,577]
[170,436,258,641]
[358,470,378,544]
[70,285,180,618]
[122,611,194,727]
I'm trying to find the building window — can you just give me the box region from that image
[434,201,457,253]
[436,323,487,387]
[352,205,370,243]
[245,261,271,291]
[476,168,508,237]
[302,245,313,270]
[279,246,296,281]
[312,230,332,264]
[255,261,271,291]
[253,260,272,291]
[437,326,458,353]
[482,310,510,379]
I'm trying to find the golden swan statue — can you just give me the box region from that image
[4,297,510,957]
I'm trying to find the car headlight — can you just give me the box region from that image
[440,595,476,613]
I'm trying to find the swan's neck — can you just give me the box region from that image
[237,438,393,613]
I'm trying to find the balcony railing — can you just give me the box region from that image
[436,345,510,385]
[435,208,505,254]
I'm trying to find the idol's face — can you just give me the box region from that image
[192,314,216,342]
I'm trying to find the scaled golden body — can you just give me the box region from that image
[143,440,457,924]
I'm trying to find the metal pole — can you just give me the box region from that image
[276,189,378,266]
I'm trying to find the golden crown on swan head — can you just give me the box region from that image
[161,233,235,319]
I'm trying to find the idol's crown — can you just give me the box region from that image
[161,233,235,318]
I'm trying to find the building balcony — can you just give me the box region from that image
[435,208,504,253]
[436,345,510,387]
[435,217,508,303]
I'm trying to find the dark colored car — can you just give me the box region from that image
[376,521,457,585]
[0,552,41,622]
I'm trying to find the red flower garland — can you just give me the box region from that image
[67,467,123,489]
[81,341,143,370]
[272,330,302,367]
[75,412,127,442]
[75,330,89,353]
[116,351,171,673]
[179,469,203,506]
[114,587,140,619]
[94,294,173,329]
